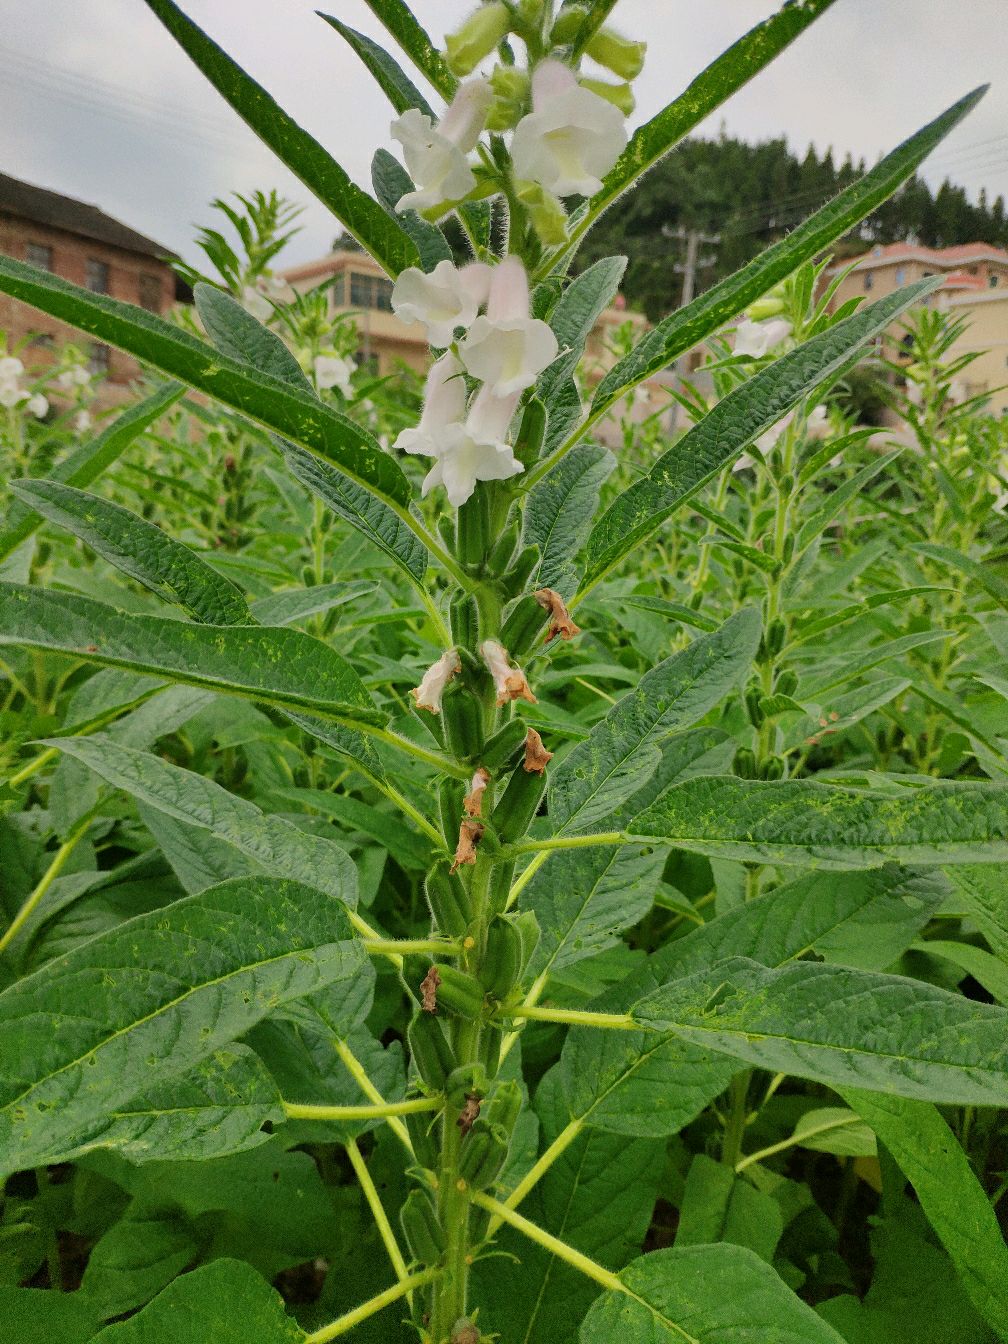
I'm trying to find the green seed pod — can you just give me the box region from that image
[478,1024,503,1079]
[408,1012,457,1091]
[762,755,786,781]
[437,514,456,553]
[766,617,787,656]
[514,396,547,467]
[775,668,798,697]
[481,719,527,772]
[487,859,516,919]
[457,490,490,571]
[488,518,521,576]
[512,910,541,972]
[733,747,757,779]
[484,1080,522,1137]
[439,777,465,846]
[399,1187,446,1265]
[501,544,541,598]
[480,915,524,999]
[403,1109,438,1170]
[744,686,764,728]
[445,1063,489,1108]
[500,593,550,657]
[425,861,474,938]
[450,592,480,650]
[458,1121,510,1191]
[436,965,487,1020]
[443,687,485,762]
[491,764,547,843]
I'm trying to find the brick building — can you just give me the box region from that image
[0,171,185,394]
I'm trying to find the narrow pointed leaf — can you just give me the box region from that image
[628,774,1008,868]
[193,282,312,389]
[143,0,418,276]
[0,582,384,725]
[10,479,250,625]
[0,877,365,1174]
[589,87,985,412]
[357,0,457,100]
[582,280,940,593]
[0,257,412,508]
[633,956,1008,1106]
[580,1244,845,1343]
[321,15,434,117]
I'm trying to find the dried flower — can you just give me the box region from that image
[463,766,491,818]
[412,649,462,714]
[451,819,485,872]
[456,1092,482,1135]
[480,639,536,706]
[534,587,580,642]
[523,728,553,774]
[420,965,442,1013]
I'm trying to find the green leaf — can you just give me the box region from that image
[783,1106,878,1157]
[83,1046,284,1163]
[0,258,412,509]
[0,382,184,563]
[548,609,761,833]
[274,785,434,872]
[629,775,1008,868]
[581,280,941,594]
[676,1153,783,1262]
[143,0,417,276]
[321,15,434,116]
[371,148,454,270]
[796,449,903,553]
[589,87,984,412]
[944,864,1008,961]
[841,1090,1008,1341]
[0,582,384,725]
[89,1258,304,1344]
[193,282,312,389]
[10,480,250,625]
[357,0,457,100]
[912,939,1008,1005]
[45,734,359,905]
[523,441,615,599]
[80,1203,197,1320]
[915,541,1008,610]
[633,956,1008,1106]
[249,580,377,626]
[0,876,365,1174]
[550,256,628,356]
[579,1243,845,1343]
[0,1286,102,1344]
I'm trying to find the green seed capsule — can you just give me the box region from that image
[450,592,480,649]
[445,1063,489,1107]
[766,617,787,656]
[501,544,540,598]
[425,861,474,938]
[500,593,550,657]
[408,1012,457,1091]
[437,514,456,553]
[458,1121,510,1191]
[485,1080,522,1136]
[480,915,524,999]
[439,778,465,846]
[512,910,541,972]
[514,396,546,467]
[436,965,487,1020]
[403,1109,439,1169]
[478,1024,503,1079]
[487,860,516,919]
[481,719,527,771]
[400,1188,445,1265]
[762,755,786,780]
[733,747,757,779]
[443,687,485,762]
[457,490,490,570]
[488,519,520,576]
[744,685,764,728]
[775,668,798,697]
[491,763,547,843]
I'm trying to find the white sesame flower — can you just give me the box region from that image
[480,639,536,706]
[26,393,48,418]
[511,59,628,199]
[392,78,493,213]
[0,356,25,381]
[392,259,491,348]
[74,409,93,433]
[314,353,356,395]
[734,317,792,359]
[420,384,524,507]
[412,648,462,714]
[395,353,468,459]
[459,256,558,396]
[58,365,91,389]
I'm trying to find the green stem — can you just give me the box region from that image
[502,831,624,857]
[720,1071,751,1169]
[362,937,461,958]
[283,1096,440,1122]
[6,744,58,790]
[470,1193,622,1293]
[501,1004,635,1030]
[332,1036,413,1154]
[0,813,94,957]
[485,1117,584,1236]
[735,1114,864,1175]
[344,1137,411,1293]
[357,723,471,780]
[304,1268,440,1343]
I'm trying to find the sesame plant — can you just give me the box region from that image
[2,3,1008,1343]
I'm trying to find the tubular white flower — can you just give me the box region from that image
[459,257,558,396]
[511,59,627,198]
[58,365,91,389]
[25,393,48,418]
[412,649,462,714]
[314,353,356,395]
[421,386,524,507]
[74,409,93,433]
[392,259,491,348]
[734,317,792,359]
[392,78,492,213]
[0,382,26,409]
[0,356,24,381]
[395,353,468,459]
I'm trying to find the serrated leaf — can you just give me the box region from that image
[0,877,365,1173]
[548,609,761,833]
[143,0,417,276]
[629,775,1008,868]
[582,280,940,594]
[0,382,185,563]
[588,88,984,412]
[10,479,250,625]
[523,441,615,598]
[842,1090,1008,1340]
[579,1243,845,1343]
[0,582,383,725]
[633,955,1008,1106]
[45,735,358,905]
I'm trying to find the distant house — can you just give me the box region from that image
[824,241,1008,312]
[0,171,187,391]
[944,289,1008,415]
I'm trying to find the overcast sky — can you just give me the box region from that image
[2,1,1007,268]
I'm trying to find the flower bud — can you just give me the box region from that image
[747,295,788,321]
[579,77,635,116]
[585,27,646,80]
[487,65,531,131]
[550,5,589,44]
[515,179,569,246]
[446,3,511,76]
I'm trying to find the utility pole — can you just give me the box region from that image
[661,225,721,425]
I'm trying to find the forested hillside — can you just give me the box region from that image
[579,132,1008,318]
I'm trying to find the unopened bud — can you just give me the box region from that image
[516,179,569,246]
[446,3,510,76]
[585,27,646,80]
[550,5,589,45]
[747,295,787,321]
